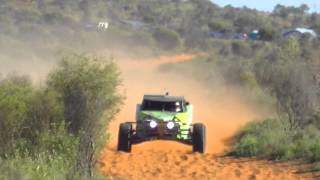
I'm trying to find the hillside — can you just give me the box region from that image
[1,0,320,51]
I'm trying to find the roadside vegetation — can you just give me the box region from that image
[230,37,320,162]
[160,36,320,164]
[0,53,122,179]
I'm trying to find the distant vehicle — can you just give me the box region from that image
[97,22,109,30]
[282,28,317,39]
[209,31,247,40]
[249,30,260,40]
[84,22,109,31]
[233,33,248,40]
[209,31,226,39]
[117,93,206,153]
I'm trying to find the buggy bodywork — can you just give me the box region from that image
[117,93,206,153]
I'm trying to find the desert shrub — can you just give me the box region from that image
[0,78,68,156]
[293,125,320,161]
[215,55,254,86]
[310,141,320,161]
[153,27,182,51]
[239,70,259,90]
[22,90,65,152]
[0,52,123,179]
[259,26,276,41]
[47,53,123,177]
[129,31,155,48]
[0,146,79,180]
[254,38,319,128]
[234,119,320,161]
[208,19,232,32]
[0,75,79,179]
[231,41,252,58]
[0,75,33,156]
[233,12,258,32]
[233,134,259,157]
[218,42,231,56]
[35,123,78,158]
[233,118,295,159]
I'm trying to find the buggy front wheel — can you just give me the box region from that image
[192,123,206,153]
[117,123,132,152]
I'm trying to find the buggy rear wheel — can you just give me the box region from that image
[192,123,206,153]
[117,123,132,152]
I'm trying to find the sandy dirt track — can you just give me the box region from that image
[100,142,308,180]
[99,53,316,180]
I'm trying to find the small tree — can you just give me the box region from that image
[259,25,276,41]
[256,38,319,128]
[23,89,65,149]
[0,75,33,156]
[208,19,232,32]
[47,53,123,177]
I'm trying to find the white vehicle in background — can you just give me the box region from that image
[97,22,109,30]
[84,22,109,31]
[282,28,317,39]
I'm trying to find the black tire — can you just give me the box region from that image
[192,123,206,153]
[117,123,132,152]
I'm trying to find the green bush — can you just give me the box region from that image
[259,26,276,41]
[0,52,123,179]
[233,118,293,159]
[0,75,33,156]
[0,75,78,179]
[239,70,259,90]
[231,41,252,58]
[310,142,320,161]
[233,118,320,161]
[234,134,259,157]
[208,19,232,32]
[22,90,65,152]
[153,27,182,51]
[0,117,79,180]
[47,53,123,177]
[0,149,79,180]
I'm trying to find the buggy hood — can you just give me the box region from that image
[139,110,188,123]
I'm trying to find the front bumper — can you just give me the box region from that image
[132,121,192,144]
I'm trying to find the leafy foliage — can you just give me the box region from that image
[0,75,33,156]
[47,53,123,177]
[255,38,319,127]
[0,53,122,179]
[233,118,320,161]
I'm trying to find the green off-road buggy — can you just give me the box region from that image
[117,93,206,153]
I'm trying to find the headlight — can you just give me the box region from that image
[166,121,175,129]
[149,120,157,128]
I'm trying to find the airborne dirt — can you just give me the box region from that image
[99,54,305,179]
